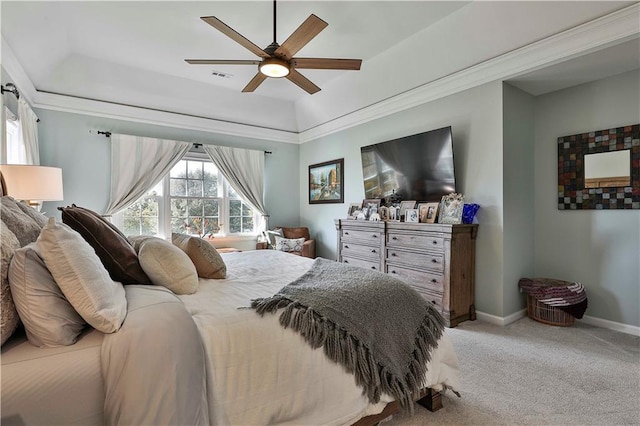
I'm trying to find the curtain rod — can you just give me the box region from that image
[1,83,19,99]
[94,130,272,154]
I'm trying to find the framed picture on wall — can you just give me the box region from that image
[309,158,344,204]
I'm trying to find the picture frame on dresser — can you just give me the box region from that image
[309,158,344,204]
[399,200,416,219]
[418,202,439,223]
[438,193,464,224]
[405,209,419,222]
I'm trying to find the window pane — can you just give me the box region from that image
[171,198,187,217]
[170,178,187,196]
[242,216,254,232]
[125,202,140,216]
[123,217,140,236]
[229,199,242,216]
[203,174,218,197]
[170,160,187,178]
[139,197,158,216]
[242,203,254,217]
[188,180,203,197]
[228,186,238,198]
[187,161,203,179]
[187,199,203,216]
[140,217,158,235]
[202,199,219,217]
[229,216,241,233]
[171,217,187,234]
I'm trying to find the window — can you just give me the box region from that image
[3,107,23,164]
[115,154,257,238]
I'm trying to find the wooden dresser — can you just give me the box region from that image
[335,219,478,327]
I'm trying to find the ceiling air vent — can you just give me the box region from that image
[211,70,233,79]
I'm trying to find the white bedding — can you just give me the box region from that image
[179,250,460,426]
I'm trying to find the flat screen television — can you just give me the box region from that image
[360,126,455,203]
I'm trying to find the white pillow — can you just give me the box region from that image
[34,218,127,333]
[138,237,199,295]
[275,236,305,253]
[9,243,85,347]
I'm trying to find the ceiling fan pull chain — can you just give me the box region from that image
[273,0,277,44]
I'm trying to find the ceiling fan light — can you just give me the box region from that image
[259,58,290,78]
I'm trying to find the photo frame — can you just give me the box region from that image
[309,158,344,204]
[362,198,382,208]
[405,208,419,223]
[347,203,361,218]
[438,193,464,224]
[418,202,439,224]
[399,200,416,218]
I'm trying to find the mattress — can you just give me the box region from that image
[1,328,105,425]
[179,250,460,425]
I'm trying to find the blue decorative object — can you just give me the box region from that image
[462,203,480,224]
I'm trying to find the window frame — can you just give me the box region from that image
[114,152,259,238]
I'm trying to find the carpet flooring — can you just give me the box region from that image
[387,317,640,425]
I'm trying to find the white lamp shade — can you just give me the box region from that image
[0,165,64,201]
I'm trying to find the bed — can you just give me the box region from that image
[1,198,460,425]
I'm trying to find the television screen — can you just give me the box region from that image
[360,126,455,203]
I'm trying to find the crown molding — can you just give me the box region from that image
[3,4,638,145]
[298,3,640,143]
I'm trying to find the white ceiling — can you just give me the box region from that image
[1,1,638,136]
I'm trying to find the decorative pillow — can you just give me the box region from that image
[265,228,283,248]
[60,205,151,285]
[171,233,227,279]
[275,236,305,253]
[15,201,48,228]
[1,220,20,346]
[9,243,85,347]
[35,218,127,333]
[128,235,157,253]
[138,237,199,295]
[0,196,41,247]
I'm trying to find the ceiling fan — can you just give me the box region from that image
[185,0,362,95]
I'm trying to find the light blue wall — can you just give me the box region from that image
[299,81,506,318]
[35,108,301,228]
[502,83,536,317]
[533,70,640,327]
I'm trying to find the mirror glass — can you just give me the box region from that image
[584,149,630,188]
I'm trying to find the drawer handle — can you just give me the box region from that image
[391,253,397,257]
[431,259,438,263]
[391,270,397,274]
[432,240,438,245]
[345,245,349,249]
[371,266,376,270]
[392,236,398,240]
[431,279,437,283]
[345,232,349,235]
[372,234,377,238]
[344,260,349,263]
[431,300,436,305]
[371,249,376,253]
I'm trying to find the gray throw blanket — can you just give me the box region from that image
[251,258,444,412]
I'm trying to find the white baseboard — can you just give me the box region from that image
[579,315,640,337]
[475,310,640,336]
[475,309,527,326]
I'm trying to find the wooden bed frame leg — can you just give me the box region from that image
[417,388,442,412]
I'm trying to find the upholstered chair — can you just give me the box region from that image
[256,226,316,259]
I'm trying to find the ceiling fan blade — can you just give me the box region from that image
[242,73,268,93]
[185,59,261,65]
[291,58,362,70]
[274,14,328,60]
[201,16,270,59]
[286,69,321,94]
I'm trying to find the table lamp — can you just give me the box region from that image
[0,164,64,208]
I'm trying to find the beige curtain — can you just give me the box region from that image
[104,133,190,216]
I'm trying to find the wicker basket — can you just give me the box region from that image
[526,295,575,326]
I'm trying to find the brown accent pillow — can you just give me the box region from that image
[172,233,227,279]
[60,205,152,285]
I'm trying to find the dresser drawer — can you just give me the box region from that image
[386,265,444,293]
[420,288,444,311]
[342,242,381,260]
[387,233,444,251]
[342,229,383,244]
[341,256,381,272]
[386,248,444,273]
